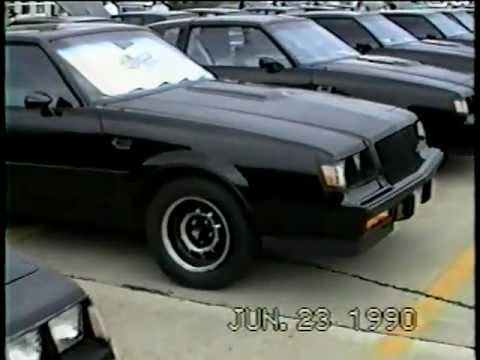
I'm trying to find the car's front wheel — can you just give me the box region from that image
[146,177,255,289]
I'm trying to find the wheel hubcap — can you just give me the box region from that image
[161,197,230,272]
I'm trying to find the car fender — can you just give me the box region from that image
[142,150,249,189]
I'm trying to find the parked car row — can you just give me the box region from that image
[4,1,474,292]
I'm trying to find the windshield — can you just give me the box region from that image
[426,12,469,37]
[359,14,418,45]
[54,30,214,98]
[450,11,474,32]
[268,20,358,65]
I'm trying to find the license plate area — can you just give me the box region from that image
[395,180,433,221]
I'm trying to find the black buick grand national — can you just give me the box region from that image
[6,23,442,289]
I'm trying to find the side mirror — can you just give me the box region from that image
[425,34,439,40]
[355,43,373,54]
[24,91,54,116]
[259,57,285,73]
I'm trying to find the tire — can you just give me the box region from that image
[146,177,256,289]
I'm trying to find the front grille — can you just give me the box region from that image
[376,125,423,184]
[345,148,377,187]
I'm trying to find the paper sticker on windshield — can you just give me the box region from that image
[56,34,213,96]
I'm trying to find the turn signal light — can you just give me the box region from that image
[366,210,392,230]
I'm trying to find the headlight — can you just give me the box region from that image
[416,121,426,139]
[48,305,83,353]
[6,330,42,360]
[320,161,347,189]
[453,99,469,114]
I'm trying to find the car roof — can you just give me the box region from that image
[299,10,375,17]
[186,8,241,14]
[6,22,144,43]
[114,10,191,17]
[440,8,472,14]
[9,15,112,25]
[181,14,305,26]
[381,9,439,15]
[300,5,349,11]
[243,5,300,11]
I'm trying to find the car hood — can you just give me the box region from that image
[321,55,473,89]
[390,40,474,56]
[5,250,38,285]
[6,251,86,338]
[102,80,416,159]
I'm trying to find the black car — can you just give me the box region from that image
[382,10,474,46]
[6,250,114,359]
[150,15,474,152]
[297,11,474,74]
[441,9,474,32]
[6,22,442,289]
[112,10,195,26]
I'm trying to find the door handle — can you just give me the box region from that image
[112,137,132,150]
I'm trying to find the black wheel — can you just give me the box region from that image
[146,177,256,289]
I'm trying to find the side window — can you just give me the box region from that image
[162,27,181,46]
[187,26,291,68]
[387,16,442,40]
[120,16,144,25]
[6,45,78,108]
[316,18,380,49]
[187,27,235,66]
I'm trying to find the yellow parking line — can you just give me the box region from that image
[372,245,474,359]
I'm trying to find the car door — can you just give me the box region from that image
[184,25,315,89]
[5,43,108,223]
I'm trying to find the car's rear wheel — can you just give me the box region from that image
[146,177,255,289]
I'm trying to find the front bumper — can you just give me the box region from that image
[254,147,443,253]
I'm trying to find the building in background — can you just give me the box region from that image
[6,1,61,18]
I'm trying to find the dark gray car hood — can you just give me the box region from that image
[6,251,86,338]
[103,80,416,159]
[390,40,474,56]
[6,251,38,284]
[321,55,473,90]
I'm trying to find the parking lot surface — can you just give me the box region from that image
[6,155,474,360]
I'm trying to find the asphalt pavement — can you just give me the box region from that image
[6,155,474,360]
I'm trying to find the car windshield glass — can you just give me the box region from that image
[53,30,214,97]
[426,12,468,37]
[268,20,358,65]
[451,11,474,32]
[359,14,418,45]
